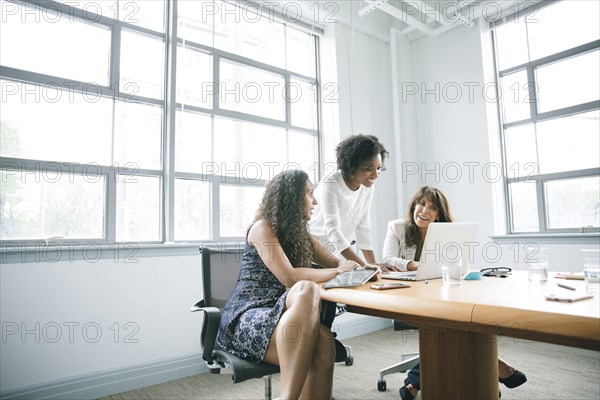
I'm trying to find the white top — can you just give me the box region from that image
[382,219,417,272]
[309,170,374,257]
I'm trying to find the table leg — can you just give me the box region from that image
[419,322,498,400]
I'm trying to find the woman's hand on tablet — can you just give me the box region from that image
[336,260,361,274]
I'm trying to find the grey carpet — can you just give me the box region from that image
[99,326,600,400]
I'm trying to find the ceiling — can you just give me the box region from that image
[358,0,542,37]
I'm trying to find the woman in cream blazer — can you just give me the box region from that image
[382,186,527,400]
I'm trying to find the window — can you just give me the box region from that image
[492,0,600,234]
[0,0,322,247]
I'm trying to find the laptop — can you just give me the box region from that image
[382,222,479,281]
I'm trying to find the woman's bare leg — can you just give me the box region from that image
[263,281,322,399]
[299,325,335,399]
[498,357,516,379]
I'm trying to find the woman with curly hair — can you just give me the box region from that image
[310,134,393,268]
[218,169,360,399]
[382,186,527,400]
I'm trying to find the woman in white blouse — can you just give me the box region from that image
[383,186,527,400]
[309,134,390,267]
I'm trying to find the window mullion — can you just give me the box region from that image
[314,35,323,182]
[211,177,219,241]
[108,14,121,244]
[212,54,221,113]
[211,51,220,242]
[536,179,546,233]
[110,20,122,101]
[526,65,538,120]
[106,168,117,243]
[285,73,292,126]
[163,0,177,243]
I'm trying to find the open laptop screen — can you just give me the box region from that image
[383,222,479,281]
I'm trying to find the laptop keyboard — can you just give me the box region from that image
[382,272,417,281]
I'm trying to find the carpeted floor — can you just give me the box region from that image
[99,326,600,400]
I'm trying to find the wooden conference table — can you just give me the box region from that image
[320,271,600,400]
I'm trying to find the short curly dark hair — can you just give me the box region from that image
[253,169,314,268]
[336,134,389,179]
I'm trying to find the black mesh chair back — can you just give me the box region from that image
[201,246,243,309]
[191,245,279,399]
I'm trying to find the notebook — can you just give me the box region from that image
[383,222,479,281]
[323,268,378,289]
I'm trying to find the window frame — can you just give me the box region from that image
[0,0,324,251]
[491,1,600,236]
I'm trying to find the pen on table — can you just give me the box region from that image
[557,283,576,291]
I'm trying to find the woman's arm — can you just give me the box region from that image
[406,261,419,271]
[382,220,411,272]
[314,237,380,279]
[340,246,368,266]
[249,220,359,287]
[310,236,341,269]
[361,249,376,264]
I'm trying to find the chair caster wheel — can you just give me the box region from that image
[377,379,387,391]
[345,355,354,366]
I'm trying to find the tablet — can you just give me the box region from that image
[323,268,378,289]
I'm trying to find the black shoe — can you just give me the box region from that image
[499,370,527,389]
[399,386,416,400]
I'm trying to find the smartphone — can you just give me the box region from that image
[545,293,593,303]
[370,283,411,290]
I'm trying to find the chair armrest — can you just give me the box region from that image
[191,302,221,363]
[213,349,280,383]
[190,299,206,311]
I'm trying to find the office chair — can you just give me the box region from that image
[191,246,354,400]
[376,320,419,391]
[191,246,279,400]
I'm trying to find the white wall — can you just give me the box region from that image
[400,19,497,260]
[330,22,398,260]
[0,255,202,391]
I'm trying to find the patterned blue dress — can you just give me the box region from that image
[217,242,288,363]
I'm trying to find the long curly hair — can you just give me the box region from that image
[253,170,314,268]
[336,134,389,179]
[404,186,455,249]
